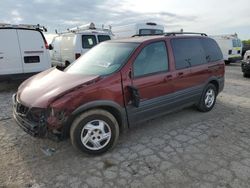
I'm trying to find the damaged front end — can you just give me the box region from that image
[12,94,66,139]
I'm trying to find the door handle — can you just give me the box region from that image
[164,75,173,81]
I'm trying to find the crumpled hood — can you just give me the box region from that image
[17,68,99,108]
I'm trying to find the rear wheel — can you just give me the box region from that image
[70,109,119,155]
[196,84,217,112]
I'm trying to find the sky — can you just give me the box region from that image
[1,0,250,41]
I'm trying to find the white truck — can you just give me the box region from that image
[0,23,51,80]
[112,22,164,39]
[210,34,242,64]
[50,23,112,67]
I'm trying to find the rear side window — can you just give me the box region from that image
[133,41,168,77]
[98,35,111,42]
[201,38,223,62]
[171,38,206,69]
[82,35,97,49]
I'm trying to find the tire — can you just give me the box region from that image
[70,109,119,155]
[243,73,249,78]
[65,61,70,68]
[196,84,217,112]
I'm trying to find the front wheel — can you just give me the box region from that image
[196,84,217,112]
[70,109,119,155]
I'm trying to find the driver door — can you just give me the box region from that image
[125,41,174,125]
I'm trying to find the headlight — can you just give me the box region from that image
[49,108,65,120]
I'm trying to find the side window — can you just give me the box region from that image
[133,41,168,77]
[201,38,223,62]
[82,35,97,49]
[171,38,206,69]
[98,35,111,42]
[237,39,242,47]
[232,39,238,47]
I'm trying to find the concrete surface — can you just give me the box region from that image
[0,64,250,188]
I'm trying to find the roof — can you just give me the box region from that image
[108,35,167,43]
[108,33,208,44]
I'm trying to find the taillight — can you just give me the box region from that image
[44,39,49,49]
[75,53,81,60]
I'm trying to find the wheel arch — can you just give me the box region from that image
[61,100,128,139]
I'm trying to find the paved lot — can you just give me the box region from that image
[0,64,250,188]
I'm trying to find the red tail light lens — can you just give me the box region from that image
[45,42,49,49]
[75,53,81,60]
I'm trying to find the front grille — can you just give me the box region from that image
[16,102,29,116]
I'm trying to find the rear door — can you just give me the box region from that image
[171,38,196,91]
[126,41,174,124]
[0,29,23,75]
[170,38,207,103]
[17,30,50,73]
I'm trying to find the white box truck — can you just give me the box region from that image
[112,22,164,39]
[0,23,51,80]
[50,22,112,67]
[210,34,242,64]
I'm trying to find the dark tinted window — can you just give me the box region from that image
[201,38,223,62]
[133,41,168,77]
[98,35,111,42]
[171,38,206,69]
[82,35,97,49]
[24,56,40,63]
[139,29,163,35]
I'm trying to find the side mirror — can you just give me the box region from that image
[128,85,140,107]
[48,44,53,50]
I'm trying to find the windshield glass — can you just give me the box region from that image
[65,42,139,76]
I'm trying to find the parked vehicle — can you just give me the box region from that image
[0,23,51,81]
[210,34,242,64]
[50,23,112,67]
[241,50,250,77]
[112,22,164,38]
[13,32,225,155]
[242,41,250,56]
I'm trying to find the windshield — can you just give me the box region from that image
[65,42,138,76]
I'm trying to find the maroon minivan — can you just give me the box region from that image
[13,32,225,155]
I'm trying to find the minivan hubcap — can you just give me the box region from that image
[205,89,215,108]
[80,120,111,151]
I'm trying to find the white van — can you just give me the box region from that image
[210,34,242,64]
[112,22,164,39]
[50,23,112,67]
[0,23,51,80]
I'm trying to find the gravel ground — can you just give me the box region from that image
[0,64,250,188]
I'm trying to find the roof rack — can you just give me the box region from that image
[0,23,47,32]
[164,32,207,36]
[132,32,207,38]
[56,22,112,35]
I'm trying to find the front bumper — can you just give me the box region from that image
[12,94,47,137]
[228,56,242,62]
[241,61,250,74]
